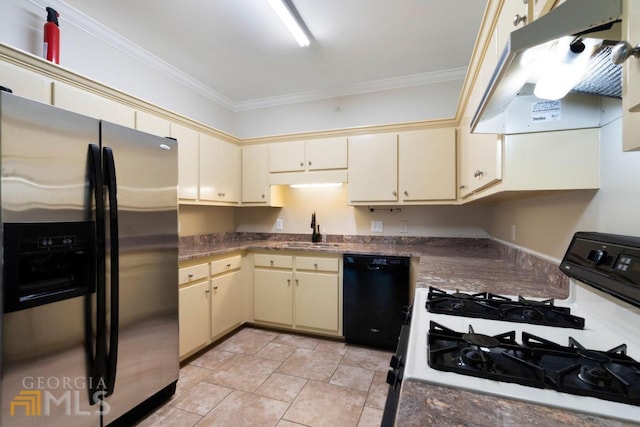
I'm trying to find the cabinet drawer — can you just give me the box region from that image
[179,263,209,284]
[254,253,293,269]
[296,256,339,272]
[211,255,242,276]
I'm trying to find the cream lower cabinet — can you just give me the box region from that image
[178,262,210,359]
[179,253,243,360]
[253,252,341,336]
[210,255,243,338]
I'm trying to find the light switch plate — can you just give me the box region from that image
[400,220,408,233]
[371,220,383,233]
[276,219,283,230]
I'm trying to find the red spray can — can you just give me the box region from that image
[43,7,60,64]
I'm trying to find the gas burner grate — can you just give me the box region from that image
[427,321,640,407]
[425,286,585,329]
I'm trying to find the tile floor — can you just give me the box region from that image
[138,327,393,427]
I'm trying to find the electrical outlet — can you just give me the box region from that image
[400,220,408,233]
[371,220,383,233]
[511,224,516,241]
[276,219,283,230]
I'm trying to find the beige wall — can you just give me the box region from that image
[489,118,640,260]
[234,186,493,238]
[178,205,235,236]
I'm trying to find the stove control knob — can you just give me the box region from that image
[386,369,402,388]
[390,355,403,369]
[589,249,608,265]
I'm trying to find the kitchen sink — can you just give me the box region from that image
[277,242,340,249]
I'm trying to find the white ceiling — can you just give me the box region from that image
[62,0,488,110]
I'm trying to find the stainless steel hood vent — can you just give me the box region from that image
[471,0,623,134]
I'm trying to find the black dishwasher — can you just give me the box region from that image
[343,254,410,349]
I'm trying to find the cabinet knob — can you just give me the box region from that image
[314,263,318,269]
[226,263,231,268]
[473,170,484,178]
[513,14,526,26]
[287,279,291,286]
[261,194,265,199]
[308,161,312,166]
[270,260,274,266]
[403,190,409,196]
[188,273,194,279]
[295,279,299,286]
[459,185,466,190]
[300,161,304,167]
[205,289,210,294]
[612,41,640,65]
[213,286,218,290]
[392,190,397,196]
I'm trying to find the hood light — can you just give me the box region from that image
[289,183,343,189]
[533,37,599,100]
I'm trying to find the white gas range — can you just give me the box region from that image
[401,232,640,424]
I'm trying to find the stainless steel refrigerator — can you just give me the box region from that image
[0,91,179,426]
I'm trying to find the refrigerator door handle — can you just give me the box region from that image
[103,146,120,397]
[88,143,107,404]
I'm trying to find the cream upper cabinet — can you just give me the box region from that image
[348,133,398,203]
[242,145,283,206]
[398,129,457,202]
[269,141,306,172]
[306,137,348,170]
[269,138,348,185]
[270,138,348,173]
[52,82,135,128]
[459,119,503,198]
[461,128,599,202]
[0,61,50,104]
[199,134,240,204]
[622,0,640,151]
[135,110,171,137]
[171,123,199,200]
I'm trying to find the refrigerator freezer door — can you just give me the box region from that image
[99,122,179,424]
[1,93,99,425]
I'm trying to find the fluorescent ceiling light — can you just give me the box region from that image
[290,183,343,189]
[268,0,310,47]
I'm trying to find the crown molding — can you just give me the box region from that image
[233,67,468,111]
[26,0,468,113]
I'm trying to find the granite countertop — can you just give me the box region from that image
[179,234,637,425]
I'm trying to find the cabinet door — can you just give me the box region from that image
[0,61,50,103]
[242,145,269,203]
[469,133,503,193]
[254,269,293,326]
[211,270,242,338]
[399,129,456,201]
[198,133,219,201]
[348,133,398,203]
[135,110,170,137]
[623,0,640,151]
[52,82,135,128]
[294,271,339,332]
[270,141,305,172]
[306,137,348,170]
[179,282,210,358]
[171,123,199,200]
[218,140,241,202]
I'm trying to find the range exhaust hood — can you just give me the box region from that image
[471,0,623,134]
